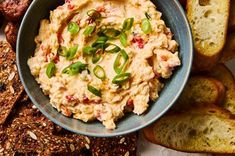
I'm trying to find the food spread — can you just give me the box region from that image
[28,0,180,129]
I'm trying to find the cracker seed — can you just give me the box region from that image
[27,131,37,140]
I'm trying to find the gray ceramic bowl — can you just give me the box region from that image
[17,0,193,137]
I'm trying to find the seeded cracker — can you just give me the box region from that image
[0,101,91,155]
[0,41,24,124]
[90,133,138,156]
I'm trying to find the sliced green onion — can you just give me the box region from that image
[122,18,134,31]
[114,49,129,74]
[58,45,78,60]
[145,12,151,20]
[87,85,101,97]
[92,54,102,64]
[83,46,96,55]
[58,46,67,57]
[87,9,101,19]
[141,18,152,34]
[112,73,131,84]
[92,36,108,47]
[67,22,80,35]
[46,62,56,78]
[102,28,121,39]
[120,32,127,47]
[93,65,106,80]
[62,61,87,76]
[66,45,78,60]
[104,43,121,53]
[83,25,96,36]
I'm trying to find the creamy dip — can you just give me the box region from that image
[28,0,181,129]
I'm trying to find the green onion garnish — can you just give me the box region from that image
[58,45,78,60]
[83,25,96,36]
[83,46,96,55]
[66,45,78,60]
[46,62,56,78]
[87,9,101,20]
[102,28,121,39]
[114,49,129,74]
[67,22,80,35]
[120,32,127,47]
[112,73,131,84]
[58,46,67,57]
[92,53,102,64]
[92,36,108,47]
[104,43,121,53]
[62,61,87,76]
[122,18,134,31]
[93,65,106,80]
[141,18,152,34]
[87,85,101,97]
[145,12,151,20]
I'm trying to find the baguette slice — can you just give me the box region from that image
[207,64,235,115]
[187,0,230,71]
[220,31,235,62]
[229,0,235,29]
[174,76,225,111]
[143,106,235,154]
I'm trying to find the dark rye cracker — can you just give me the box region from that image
[90,133,138,156]
[0,41,24,124]
[0,101,90,155]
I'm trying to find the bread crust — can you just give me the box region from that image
[142,106,235,154]
[187,0,230,72]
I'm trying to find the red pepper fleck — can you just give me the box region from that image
[57,32,64,44]
[76,19,81,25]
[161,55,168,61]
[68,4,74,10]
[66,95,76,102]
[132,36,145,49]
[127,99,134,108]
[83,95,90,103]
[53,55,60,63]
[86,18,94,24]
[96,6,105,12]
[125,99,134,112]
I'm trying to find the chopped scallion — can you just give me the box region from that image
[87,85,101,97]
[83,25,96,36]
[93,65,106,80]
[46,62,56,78]
[113,49,129,74]
[122,18,134,31]
[141,18,152,34]
[112,73,131,84]
[68,22,80,35]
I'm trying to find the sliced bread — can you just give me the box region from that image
[187,0,230,71]
[220,31,235,62]
[174,76,225,111]
[207,64,235,115]
[143,106,235,154]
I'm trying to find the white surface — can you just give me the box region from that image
[1,25,234,156]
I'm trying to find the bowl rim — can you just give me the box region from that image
[16,0,193,137]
